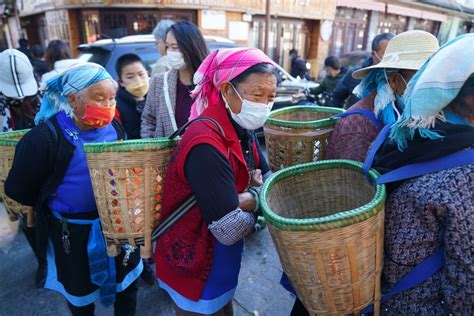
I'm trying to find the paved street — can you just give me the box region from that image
[0,202,294,316]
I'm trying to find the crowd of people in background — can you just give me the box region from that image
[0,19,472,316]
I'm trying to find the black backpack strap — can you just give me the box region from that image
[111,119,127,141]
[168,117,225,140]
[45,119,58,144]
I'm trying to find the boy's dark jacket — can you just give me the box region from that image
[116,86,144,140]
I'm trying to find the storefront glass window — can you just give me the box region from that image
[131,13,159,34]
[83,11,101,43]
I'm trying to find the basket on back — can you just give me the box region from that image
[84,138,177,258]
[0,129,34,227]
[264,106,344,171]
[261,160,386,315]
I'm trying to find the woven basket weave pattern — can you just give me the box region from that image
[0,130,34,226]
[85,142,175,258]
[264,106,343,171]
[261,161,385,315]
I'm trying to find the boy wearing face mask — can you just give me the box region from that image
[115,54,150,140]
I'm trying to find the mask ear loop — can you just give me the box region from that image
[399,72,408,88]
[229,83,244,102]
[383,68,402,120]
[373,51,382,63]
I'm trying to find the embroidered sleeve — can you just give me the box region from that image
[208,208,256,246]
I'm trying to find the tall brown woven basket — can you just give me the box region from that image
[264,106,344,171]
[0,129,34,227]
[84,138,177,258]
[261,160,386,315]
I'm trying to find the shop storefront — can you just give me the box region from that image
[251,17,310,70]
[81,9,196,44]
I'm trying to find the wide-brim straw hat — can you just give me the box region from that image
[353,30,439,79]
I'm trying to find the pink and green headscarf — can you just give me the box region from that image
[189,48,275,119]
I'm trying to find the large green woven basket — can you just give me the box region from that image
[0,129,30,180]
[264,106,345,171]
[0,129,34,226]
[84,138,177,258]
[261,160,386,315]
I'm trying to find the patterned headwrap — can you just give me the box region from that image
[35,62,113,124]
[390,33,474,150]
[353,68,403,126]
[189,48,275,119]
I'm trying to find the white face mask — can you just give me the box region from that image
[167,51,186,70]
[224,84,274,130]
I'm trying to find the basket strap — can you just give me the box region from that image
[168,117,226,140]
[45,119,58,144]
[362,121,474,183]
[107,196,197,245]
[151,196,197,241]
[333,109,383,130]
[376,149,474,184]
[362,123,392,181]
[362,248,445,314]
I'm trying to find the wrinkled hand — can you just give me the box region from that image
[250,169,263,187]
[238,192,256,213]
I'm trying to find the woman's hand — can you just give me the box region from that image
[238,192,256,212]
[250,169,263,187]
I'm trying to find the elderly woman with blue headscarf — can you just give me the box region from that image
[325,30,439,162]
[370,34,474,314]
[5,63,143,315]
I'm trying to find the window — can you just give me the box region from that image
[102,13,127,38]
[131,13,159,34]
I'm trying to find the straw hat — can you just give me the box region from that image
[352,30,439,79]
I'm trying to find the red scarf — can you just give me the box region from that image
[154,103,250,301]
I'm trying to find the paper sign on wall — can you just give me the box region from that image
[201,10,226,30]
[229,21,249,41]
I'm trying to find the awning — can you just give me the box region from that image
[337,0,447,22]
[388,4,447,21]
[336,0,386,12]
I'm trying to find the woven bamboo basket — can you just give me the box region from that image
[84,138,178,258]
[261,160,386,315]
[264,106,345,171]
[0,130,34,227]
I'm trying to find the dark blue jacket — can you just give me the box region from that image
[116,86,145,140]
[332,57,373,108]
[290,56,310,80]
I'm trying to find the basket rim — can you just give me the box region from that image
[83,138,178,153]
[0,129,30,146]
[265,105,345,129]
[260,159,386,231]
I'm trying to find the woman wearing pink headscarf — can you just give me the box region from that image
[154,48,277,315]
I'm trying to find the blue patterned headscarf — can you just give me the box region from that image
[390,33,474,150]
[35,62,113,124]
[353,68,404,126]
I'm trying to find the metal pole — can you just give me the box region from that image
[264,0,270,54]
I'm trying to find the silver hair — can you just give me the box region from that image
[152,19,175,42]
[63,79,118,120]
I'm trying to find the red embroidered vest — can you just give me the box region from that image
[154,104,250,301]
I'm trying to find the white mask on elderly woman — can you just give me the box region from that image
[167,51,186,70]
[224,84,274,130]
